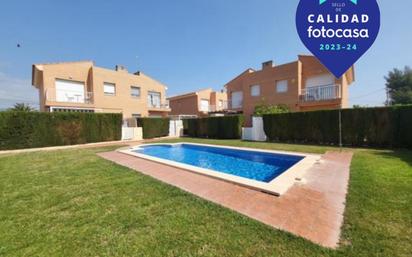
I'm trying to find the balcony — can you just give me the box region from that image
[300,84,341,103]
[45,88,93,105]
[147,101,171,112]
[199,101,229,113]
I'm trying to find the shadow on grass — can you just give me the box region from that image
[372,148,412,167]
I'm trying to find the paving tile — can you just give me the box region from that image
[97,150,352,248]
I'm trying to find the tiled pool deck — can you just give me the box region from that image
[98,149,352,248]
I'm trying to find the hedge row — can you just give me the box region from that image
[136,117,169,139]
[262,105,412,148]
[185,115,244,139]
[0,112,122,150]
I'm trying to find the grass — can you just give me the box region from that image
[0,140,411,257]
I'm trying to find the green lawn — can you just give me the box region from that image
[0,139,411,257]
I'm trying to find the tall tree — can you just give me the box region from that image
[385,66,412,105]
[8,103,36,112]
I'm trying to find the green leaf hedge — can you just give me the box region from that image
[263,105,412,148]
[0,112,122,150]
[136,118,170,139]
[184,115,244,139]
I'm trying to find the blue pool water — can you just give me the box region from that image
[133,144,304,183]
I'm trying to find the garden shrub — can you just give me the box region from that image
[182,119,189,135]
[263,105,412,148]
[254,103,290,116]
[186,119,198,137]
[186,115,244,139]
[136,117,170,139]
[396,106,412,147]
[0,112,122,150]
[56,120,83,145]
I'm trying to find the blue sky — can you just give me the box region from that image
[0,0,411,109]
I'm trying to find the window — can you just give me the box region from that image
[200,99,209,112]
[104,82,116,96]
[147,91,161,108]
[50,107,94,113]
[231,91,243,108]
[131,86,141,97]
[132,114,141,118]
[250,85,260,96]
[276,80,288,93]
[305,74,335,88]
[55,79,86,103]
[218,100,223,107]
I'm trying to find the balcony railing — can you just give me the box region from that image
[147,101,170,110]
[300,84,341,102]
[199,101,229,112]
[45,89,93,104]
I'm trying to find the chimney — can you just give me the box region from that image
[115,65,128,73]
[262,60,274,70]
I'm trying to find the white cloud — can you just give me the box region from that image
[0,72,39,109]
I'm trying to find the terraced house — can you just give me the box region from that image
[32,61,170,124]
[225,55,355,126]
[168,88,227,117]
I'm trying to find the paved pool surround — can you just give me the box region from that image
[119,143,320,196]
[98,148,352,248]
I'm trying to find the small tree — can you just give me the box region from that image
[385,66,412,105]
[254,102,290,116]
[8,103,36,112]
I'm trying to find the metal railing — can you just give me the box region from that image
[199,101,229,112]
[147,101,170,109]
[300,84,341,102]
[169,115,198,120]
[45,89,93,104]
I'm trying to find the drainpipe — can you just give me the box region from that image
[339,108,343,149]
[338,84,343,149]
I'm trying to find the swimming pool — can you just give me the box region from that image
[120,143,319,195]
[133,144,303,182]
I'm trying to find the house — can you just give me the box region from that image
[168,88,227,117]
[32,61,170,125]
[224,55,355,126]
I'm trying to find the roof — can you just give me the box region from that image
[223,68,255,88]
[32,61,94,88]
[224,55,355,88]
[32,60,94,68]
[31,60,168,89]
[138,71,168,90]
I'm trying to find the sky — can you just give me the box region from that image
[0,0,411,109]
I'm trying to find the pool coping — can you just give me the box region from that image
[118,143,321,196]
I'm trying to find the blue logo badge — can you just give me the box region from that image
[296,0,380,78]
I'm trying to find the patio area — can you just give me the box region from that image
[98,149,353,248]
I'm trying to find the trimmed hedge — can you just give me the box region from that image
[136,117,169,139]
[0,112,122,150]
[185,115,244,139]
[263,105,412,148]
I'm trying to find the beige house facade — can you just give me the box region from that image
[168,88,227,117]
[225,55,355,126]
[32,61,170,124]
